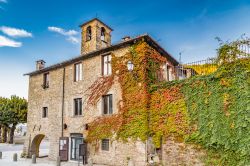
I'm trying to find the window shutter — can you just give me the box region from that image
[108,55,112,75]
[109,95,113,114]
[79,98,82,115]
[74,99,77,115]
[103,96,108,114]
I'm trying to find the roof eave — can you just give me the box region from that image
[24,34,178,76]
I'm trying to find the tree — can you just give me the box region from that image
[0,96,27,144]
[0,97,9,143]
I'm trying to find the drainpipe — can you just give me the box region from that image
[61,68,65,137]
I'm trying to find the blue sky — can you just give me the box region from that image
[1,0,250,98]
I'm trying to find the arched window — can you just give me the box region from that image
[101,27,106,41]
[86,26,92,41]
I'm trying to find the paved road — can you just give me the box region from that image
[0,141,49,152]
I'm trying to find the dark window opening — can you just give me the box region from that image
[101,139,109,151]
[101,27,106,41]
[74,98,82,116]
[42,107,48,118]
[43,73,49,89]
[103,94,113,115]
[86,26,92,41]
[156,68,164,82]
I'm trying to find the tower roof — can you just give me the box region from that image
[79,18,113,31]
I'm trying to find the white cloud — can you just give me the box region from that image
[0,0,7,3]
[48,27,78,36]
[48,26,79,44]
[0,26,32,38]
[67,36,79,44]
[0,35,22,47]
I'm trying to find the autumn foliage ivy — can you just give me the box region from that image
[86,39,250,165]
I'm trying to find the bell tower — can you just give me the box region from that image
[80,18,113,55]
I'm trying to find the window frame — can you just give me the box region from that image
[74,62,83,82]
[86,26,92,41]
[100,27,106,41]
[102,54,112,76]
[42,107,48,118]
[101,139,110,151]
[74,98,82,116]
[102,94,113,115]
[43,72,49,89]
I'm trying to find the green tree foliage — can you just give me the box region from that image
[0,96,27,143]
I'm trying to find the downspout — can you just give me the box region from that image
[61,67,65,137]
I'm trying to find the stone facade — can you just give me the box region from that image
[162,137,205,166]
[23,37,148,165]
[23,18,206,166]
[81,19,112,55]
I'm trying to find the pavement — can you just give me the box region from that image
[0,143,105,166]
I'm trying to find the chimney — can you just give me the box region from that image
[36,60,46,70]
[122,36,131,42]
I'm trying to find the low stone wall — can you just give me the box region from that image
[89,140,146,166]
[162,137,205,166]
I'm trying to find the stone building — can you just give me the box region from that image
[23,18,179,165]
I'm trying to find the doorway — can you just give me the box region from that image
[70,133,84,161]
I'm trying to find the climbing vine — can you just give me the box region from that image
[86,38,250,165]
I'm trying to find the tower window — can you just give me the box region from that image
[86,26,92,41]
[101,27,106,41]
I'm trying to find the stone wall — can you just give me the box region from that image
[81,19,112,55]
[161,137,205,166]
[24,46,149,165]
[23,68,64,159]
[89,140,146,166]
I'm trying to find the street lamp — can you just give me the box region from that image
[127,60,134,72]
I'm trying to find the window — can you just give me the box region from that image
[101,27,106,41]
[43,73,49,89]
[74,98,82,116]
[42,107,48,118]
[101,139,109,151]
[74,63,82,82]
[102,54,112,76]
[156,67,164,82]
[103,95,113,115]
[86,26,92,41]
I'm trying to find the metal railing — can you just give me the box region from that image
[174,43,249,80]
[175,58,217,79]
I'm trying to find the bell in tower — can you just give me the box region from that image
[80,18,113,55]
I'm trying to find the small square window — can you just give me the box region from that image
[74,98,82,116]
[101,139,109,151]
[42,107,48,118]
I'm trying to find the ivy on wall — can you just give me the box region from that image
[86,38,250,165]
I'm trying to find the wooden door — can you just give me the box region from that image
[59,137,69,161]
